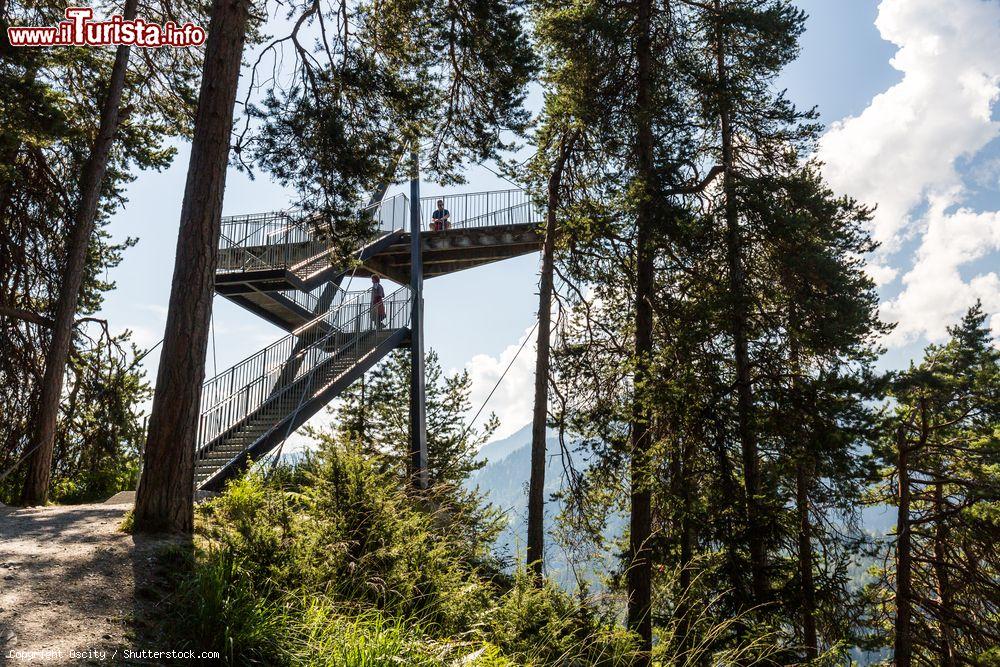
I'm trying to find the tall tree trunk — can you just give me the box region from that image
[932,479,956,667]
[133,0,251,533]
[19,0,138,506]
[672,435,694,593]
[627,0,654,661]
[714,0,767,603]
[709,420,747,603]
[894,423,913,667]
[788,320,817,659]
[796,457,818,660]
[671,429,696,652]
[526,130,573,583]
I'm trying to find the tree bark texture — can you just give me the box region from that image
[133,0,251,533]
[796,457,818,659]
[627,0,655,661]
[895,423,913,667]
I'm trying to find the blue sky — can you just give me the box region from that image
[98,0,1000,444]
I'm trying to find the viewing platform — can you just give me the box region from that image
[194,188,544,490]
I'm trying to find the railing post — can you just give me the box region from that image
[408,148,428,490]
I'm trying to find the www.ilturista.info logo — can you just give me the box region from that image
[7,7,206,47]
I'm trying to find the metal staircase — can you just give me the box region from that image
[194,189,545,491]
[195,288,411,490]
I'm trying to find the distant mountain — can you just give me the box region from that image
[475,424,535,466]
[469,425,613,587]
[471,424,559,529]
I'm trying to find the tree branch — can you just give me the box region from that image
[0,305,53,328]
[664,165,724,196]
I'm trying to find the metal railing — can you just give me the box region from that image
[446,200,540,229]
[359,192,410,234]
[418,189,542,231]
[217,210,327,274]
[216,189,542,276]
[195,287,411,460]
[355,190,543,234]
[274,286,322,314]
[246,286,411,437]
[276,282,356,315]
[218,194,412,276]
[197,290,367,445]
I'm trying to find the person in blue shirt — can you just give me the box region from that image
[431,199,450,231]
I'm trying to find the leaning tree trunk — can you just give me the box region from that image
[19,0,138,506]
[627,0,655,661]
[933,479,956,667]
[796,457,818,659]
[526,130,574,584]
[714,0,767,604]
[133,0,251,533]
[894,422,913,667]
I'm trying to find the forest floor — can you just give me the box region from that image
[0,500,180,665]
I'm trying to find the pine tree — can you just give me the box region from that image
[335,349,497,488]
[329,349,503,563]
[538,2,890,659]
[880,304,1000,666]
[19,0,140,506]
[751,160,887,658]
[135,0,253,533]
[0,0,200,503]
[684,0,816,606]
[532,1,699,657]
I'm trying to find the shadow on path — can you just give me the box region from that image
[0,503,187,665]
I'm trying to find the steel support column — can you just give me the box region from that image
[408,150,428,489]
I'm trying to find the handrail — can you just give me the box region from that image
[195,286,411,456]
[447,201,539,230]
[217,195,411,275]
[359,192,410,234]
[198,289,369,416]
[216,189,543,275]
[418,190,542,231]
[249,289,411,434]
[419,187,526,203]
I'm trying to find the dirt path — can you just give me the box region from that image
[0,502,169,665]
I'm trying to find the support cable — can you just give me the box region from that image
[461,318,538,439]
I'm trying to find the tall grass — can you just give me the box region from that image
[158,442,636,665]
[159,441,788,665]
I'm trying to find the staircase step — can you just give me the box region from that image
[195,321,405,488]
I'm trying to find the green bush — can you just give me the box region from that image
[488,572,635,666]
[155,441,640,665]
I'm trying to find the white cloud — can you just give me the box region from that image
[865,261,899,288]
[463,324,538,440]
[882,199,1000,345]
[816,0,1000,347]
